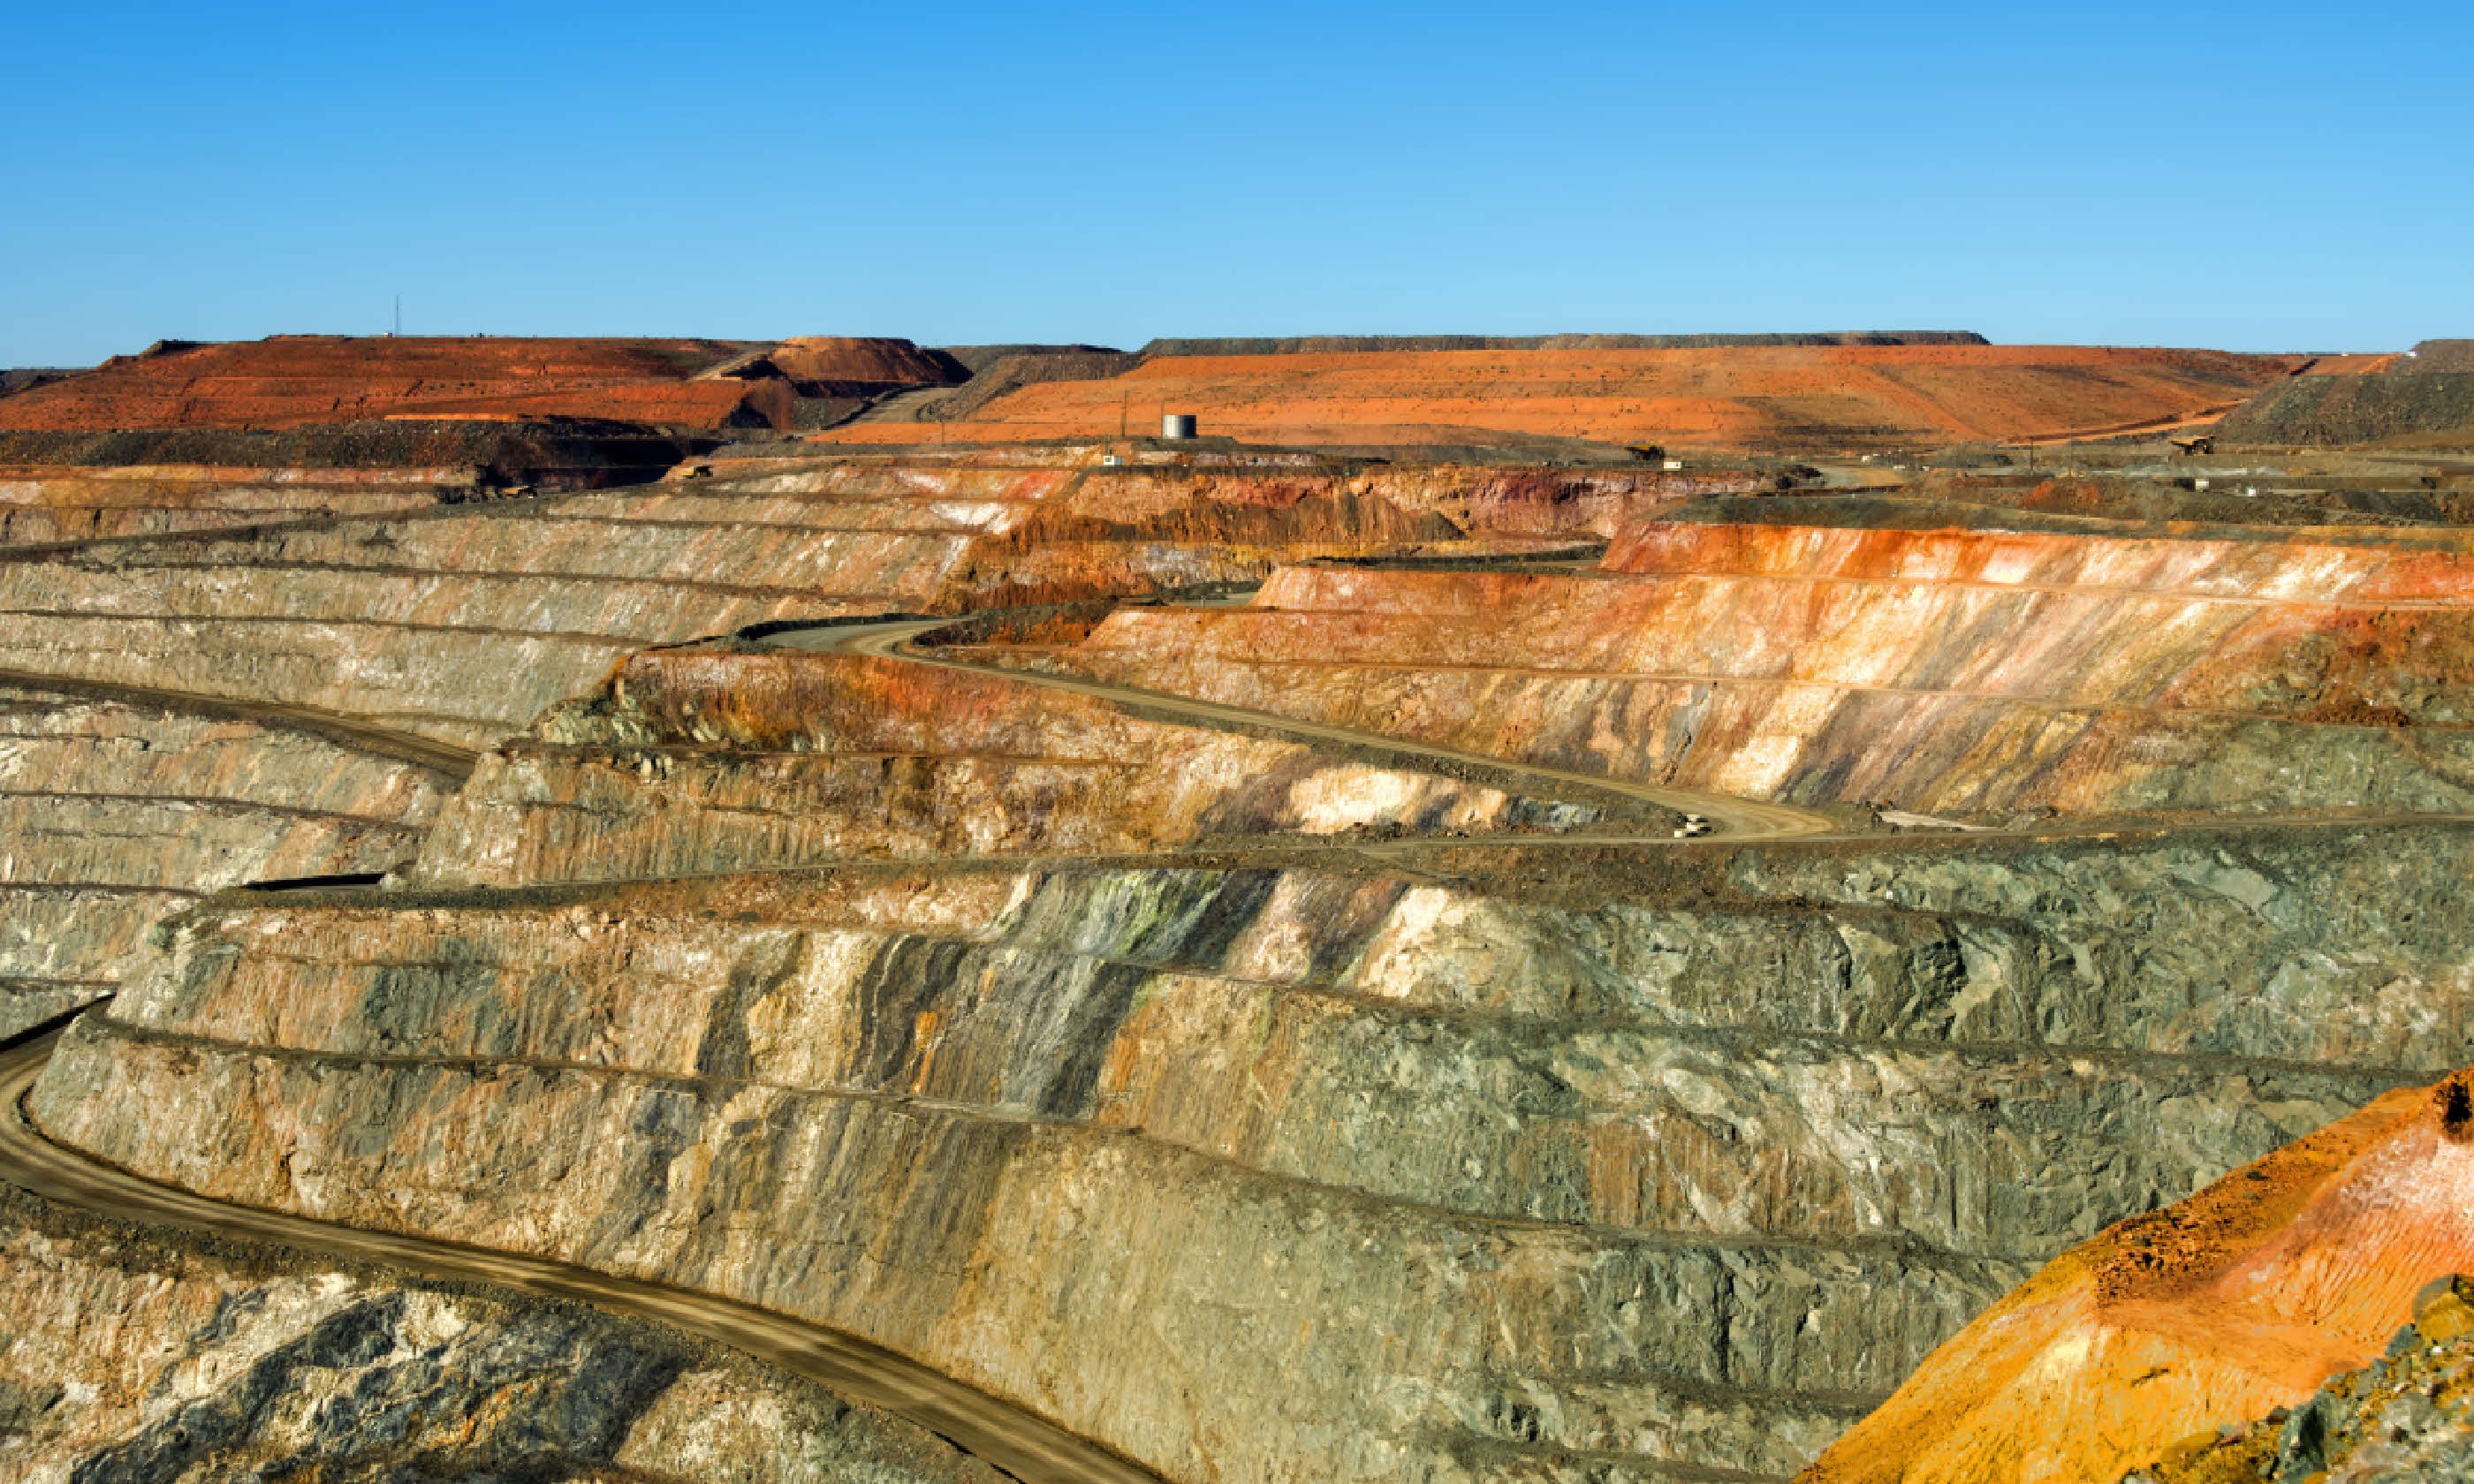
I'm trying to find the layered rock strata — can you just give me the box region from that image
[0,1185,999,1483]
[34,816,2474,1482]
[0,450,1729,748]
[0,682,453,1034]
[1021,520,2474,817]
[411,647,1618,888]
[0,465,452,547]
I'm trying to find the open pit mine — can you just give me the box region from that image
[2,330,2473,1482]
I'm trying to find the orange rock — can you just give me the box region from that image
[1798,1070,2474,1484]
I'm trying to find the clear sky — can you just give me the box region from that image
[4,0,2466,366]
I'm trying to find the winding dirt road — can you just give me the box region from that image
[0,1026,1164,1484]
[775,615,1839,840]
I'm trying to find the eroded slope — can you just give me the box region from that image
[1017,519,2474,819]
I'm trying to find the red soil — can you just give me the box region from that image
[1801,1070,2474,1484]
[764,337,957,385]
[0,336,778,431]
[815,344,2300,452]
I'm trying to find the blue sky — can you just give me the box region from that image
[4,0,2466,365]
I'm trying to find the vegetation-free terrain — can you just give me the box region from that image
[2,329,2471,1483]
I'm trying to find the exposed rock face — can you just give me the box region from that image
[1802,1058,2474,1484]
[0,682,453,1035]
[0,466,451,547]
[1024,520,2474,817]
[410,647,1616,887]
[0,450,1730,749]
[35,814,2474,1481]
[0,1186,1000,1483]
[11,425,2474,1484]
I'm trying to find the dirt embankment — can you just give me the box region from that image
[899,352,1150,424]
[1137,331,1991,355]
[0,336,785,431]
[836,344,2296,453]
[763,336,966,386]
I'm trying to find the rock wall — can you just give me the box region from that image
[1032,521,2474,818]
[409,648,1614,888]
[0,682,453,1035]
[34,817,2474,1481]
[0,1186,1000,1483]
[0,451,1696,751]
[0,466,453,547]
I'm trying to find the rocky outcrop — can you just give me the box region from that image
[0,1185,999,1483]
[34,814,2474,1481]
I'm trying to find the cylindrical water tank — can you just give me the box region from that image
[1162,413,1198,440]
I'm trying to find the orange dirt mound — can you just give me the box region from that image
[0,336,782,431]
[766,337,958,385]
[810,344,2298,452]
[1800,1069,2474,1484]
